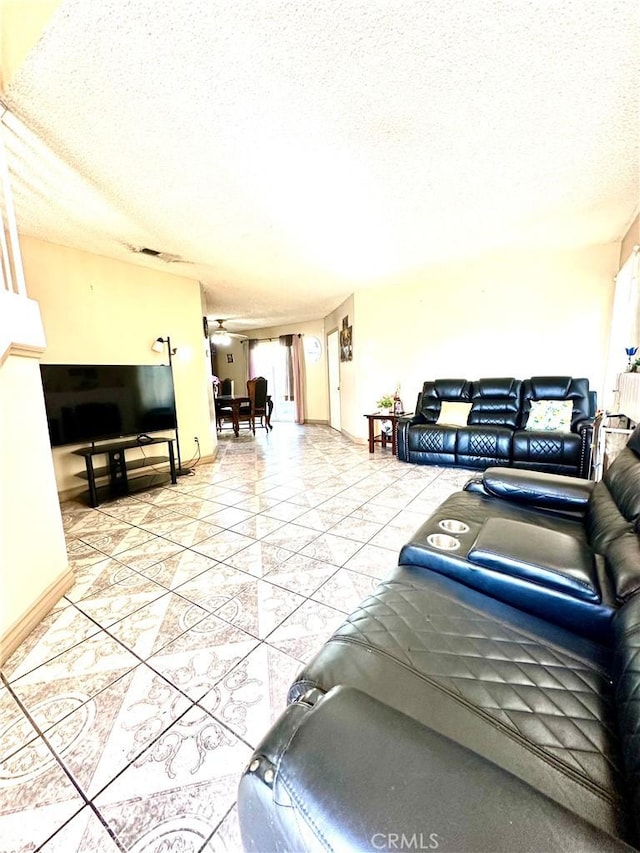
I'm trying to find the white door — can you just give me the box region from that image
[327,329,341,431]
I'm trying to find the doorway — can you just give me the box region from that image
[327,329,341,431]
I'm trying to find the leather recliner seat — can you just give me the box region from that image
[397,375,594,477]
[237,427,640,853]
[399,426,640,641]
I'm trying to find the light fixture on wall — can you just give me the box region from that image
[151,335,190,476]
[152,336,177,356]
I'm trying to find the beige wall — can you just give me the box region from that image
[21,236,216,495]
[620,212,640,267]
[244,319,329,422]
[331,244,620,441]
[0,320,69,660]
[212,336,246,395]
[0,0,60,91]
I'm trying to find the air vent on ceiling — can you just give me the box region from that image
[128,244,191,264]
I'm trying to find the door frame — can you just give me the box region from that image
[327,328,341,432]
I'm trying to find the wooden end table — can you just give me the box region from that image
[364,412,410,456]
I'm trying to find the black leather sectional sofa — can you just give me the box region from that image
[237,426,640,852]
[397,375,595,477]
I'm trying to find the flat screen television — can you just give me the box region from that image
[40,364,177,447]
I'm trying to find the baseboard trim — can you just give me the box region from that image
[0,566,75,667]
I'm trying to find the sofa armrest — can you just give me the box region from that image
[238,685,632,853]
[469,466,595,512]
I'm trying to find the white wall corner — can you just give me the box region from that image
[0,290,46,365]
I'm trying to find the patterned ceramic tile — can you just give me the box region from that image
[328,516,385,543]
[0,739,85,851]
[173,564,254,613]
[1,606,101,683]
[71,574,168,629]
[231,494,282,513]
[112,537,185,571]
[229,514,285,540]
[161,519,223,547]
[312,568,381,614]
[266,599,346,663]
[341,542,398,578]
[200,643,300,747]
[64,555,137,603]
[260,522,319,552]
[208,804,243,852]
[349,502,401,524]
[9,634,140,724]
[134,548,216,589]
[299,531,363,566]
[202,506,256,529]
[260,500,308,521]
[132,509,196,536]
[6,424,460,852]
[65,537,112,572]
[75,523,156,556]
[47,664,193,798]
[105,592,211,659]
[315,495,364,515]
[190,529,256,562]
[262,554,338,596]
[223,540,294,577]
[368,524,413,551]
[0,686,40,760]
[215,580,305,639]
[92,705,251,851]
[147,615,258,702]
[39,805,123,851]
[293,507,344,532]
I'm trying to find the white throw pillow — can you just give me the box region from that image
[436,401,472,427]
[525,399,573,432]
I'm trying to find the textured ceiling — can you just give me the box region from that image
[2,0,639,332]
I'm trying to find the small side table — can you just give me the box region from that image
[364,412,410,456]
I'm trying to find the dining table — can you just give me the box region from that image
[215,394,273,436]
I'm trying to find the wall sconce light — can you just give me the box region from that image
[152,336,177,357]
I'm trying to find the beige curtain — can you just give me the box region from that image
[279,334,305,423]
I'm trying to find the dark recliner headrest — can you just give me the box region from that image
[627,423,640,456]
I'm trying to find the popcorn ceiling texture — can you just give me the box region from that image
[3,0,639,329]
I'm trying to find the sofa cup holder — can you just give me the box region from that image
[439,519,470,534]
[427,533,460,551]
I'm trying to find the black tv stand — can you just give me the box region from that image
[73,437,177,507]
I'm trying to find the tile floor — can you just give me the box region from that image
[0,424,473,853]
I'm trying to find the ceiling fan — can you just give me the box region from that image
[209,318,248,345]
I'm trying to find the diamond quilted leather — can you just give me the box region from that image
[529,435,564,456]
[416,430,447,453]
[469,432,498,456]
[614,597,640,833]
[295,569,623,803]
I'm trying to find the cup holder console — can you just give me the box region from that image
[439,519,470,534]
[427,533,460,551]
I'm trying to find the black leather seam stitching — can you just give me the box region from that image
[325,635,618,804]
[277,768,335,851]
[381,580,612,677]
[269,708,336,852]
[467,545,597,594]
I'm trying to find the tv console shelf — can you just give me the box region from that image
[73,437,177,507]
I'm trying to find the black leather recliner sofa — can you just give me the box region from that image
[397,375,595,477]
[237,427,640,853]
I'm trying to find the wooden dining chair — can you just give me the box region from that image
[247,376,269,433]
